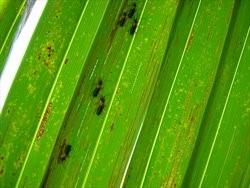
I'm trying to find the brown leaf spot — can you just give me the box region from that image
[186,30,194,51]
[0,167,4,176]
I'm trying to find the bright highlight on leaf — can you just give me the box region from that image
[0,0,47,113]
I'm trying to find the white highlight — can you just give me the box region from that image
[0,0,47,113]
[139,0,202,186]
[90,59,98,79]
[75,148,90,188]
[77,101,91,137]
[198,26,250,188]
[81,0,149,186]
[130,61,143,94]
[120,121,144,187]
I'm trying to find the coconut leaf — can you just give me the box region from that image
[0,0,249,187]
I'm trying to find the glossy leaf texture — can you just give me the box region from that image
[0,0,249,187]
[0,0,26,74]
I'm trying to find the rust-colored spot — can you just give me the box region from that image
[38,52,41,60]
[0,168,4,176]
[106,28,117,52]
[47,46,52,51]
[0,156,3,160]
[44,60,49,67]
[219,0,222,7]
[37,102,52,141]
[186,30,194,51]
[46,46,53,59]
[207,16,214,41]
[110,123,114,132]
